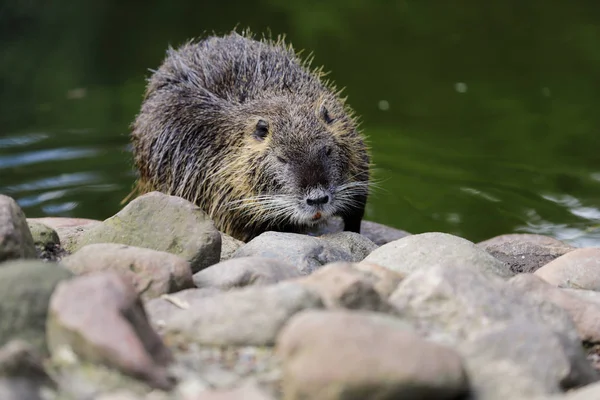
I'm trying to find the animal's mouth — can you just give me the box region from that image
[311,211,323,221]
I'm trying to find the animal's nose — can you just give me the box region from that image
[306,195,329,206]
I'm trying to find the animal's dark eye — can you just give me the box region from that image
[325,146,332,156]
[321,105,334,124]
[253,119,269,141]
[277,156,288,164]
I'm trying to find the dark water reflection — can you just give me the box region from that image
[1,1,599,246]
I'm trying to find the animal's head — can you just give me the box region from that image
[230,92,369,227]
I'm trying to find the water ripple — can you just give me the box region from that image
[0,148,98,169]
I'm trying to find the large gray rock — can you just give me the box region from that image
[276,310,468,400]
[193,257,301,290]
[0,260,73,352]
[160,282,323,346]
[364,232,512,277]
[535,248,600,290]
[390,264,597,398]
[360,220,411,245]
[61,243,194,300]
[73,192,221,273]
[0,195,36,262]
[233,232,363,275]
[318,232,378,260]
[47,272,173,390]
[478,234,575,274]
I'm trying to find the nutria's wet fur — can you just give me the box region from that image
[130,31,370,241]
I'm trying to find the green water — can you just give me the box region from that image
[1,1,599,246]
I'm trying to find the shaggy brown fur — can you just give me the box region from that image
[129,31,370,241]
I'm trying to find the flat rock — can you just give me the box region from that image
[61,243,194,300]
[563,380,600,399]
[510,274,600,343]
[73,192,221,273]
[28,217,102,254]
[161,282,323,346]
[145,288,222,327]
[0,195,36,262]
[219,233,244,262]
[478,234,575,274]
[364,232,512,277]
[233,232,358,274]
[535,248,600,290]
[359,220,411,245]
[0,260,73,352]
[47,272,174,390]
[179,382,274,400]
[276,310,468,400]
[193,257,301,290]
[389,264,597,397]
[295,263,391,312]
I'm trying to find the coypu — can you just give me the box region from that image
[129,31,370,241]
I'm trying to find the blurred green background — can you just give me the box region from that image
[1,0,599,245]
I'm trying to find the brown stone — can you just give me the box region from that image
[61,243,194,300]
[353,261,405,297]
[276,310,468,400]
[47,272,173,390]
[535,248,600,290]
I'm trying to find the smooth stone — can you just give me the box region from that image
[390,264,596,397]
[563,380,600,399]
[510,274,600,343]
[359,220,411,245]
[27,220,60,251]
[73,192,221,273]
[61,243,194,300]
[276,310,468,400]
[478,234,575,273]
[295,263,391,312]
[161,282,323,346]
[233,232,358,275]
[219,232,244,262]
[364,232,512,277]
[178,382,274,400]
[145,288,222,327]
[318,232,378,260]
[353,261,405,298]
[0,261,73,352]
[535,248,600,290]
[47,272,174,390]
[193,257,301,290]
[0,195,36,262]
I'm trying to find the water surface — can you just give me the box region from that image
[1,1,599,246]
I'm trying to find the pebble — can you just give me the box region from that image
[0,195,36,262]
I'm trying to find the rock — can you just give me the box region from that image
[47,272,174,390]
[27,220,65,260]
[318,232,378,260]
[0,195,36,262]
[0,340,55,400]
[353,261,405,298]
[461,321,597,399]
[220,233,244,262]
[509,274,600,343]
[478,234,575,274]
[364,232,512,278]
[360,220,411,245]
[389,264,597,397]
[145,288,222,327]
[61,243,194,300]
[193,257,301,290]
[73,192,221,273]
[479,233,569,248]
[233,232,357,274]
[295,263,391,312]
[535,248,600,290]
[276,310,468,400]
[179,382,274,400]
[0,260,73,352]
[28,217,102,254]
[563,380,600,399]
[161,282,323,346]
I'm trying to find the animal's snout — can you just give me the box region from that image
[306,194,330,206]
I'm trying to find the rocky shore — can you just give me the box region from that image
[1,191,600,399]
